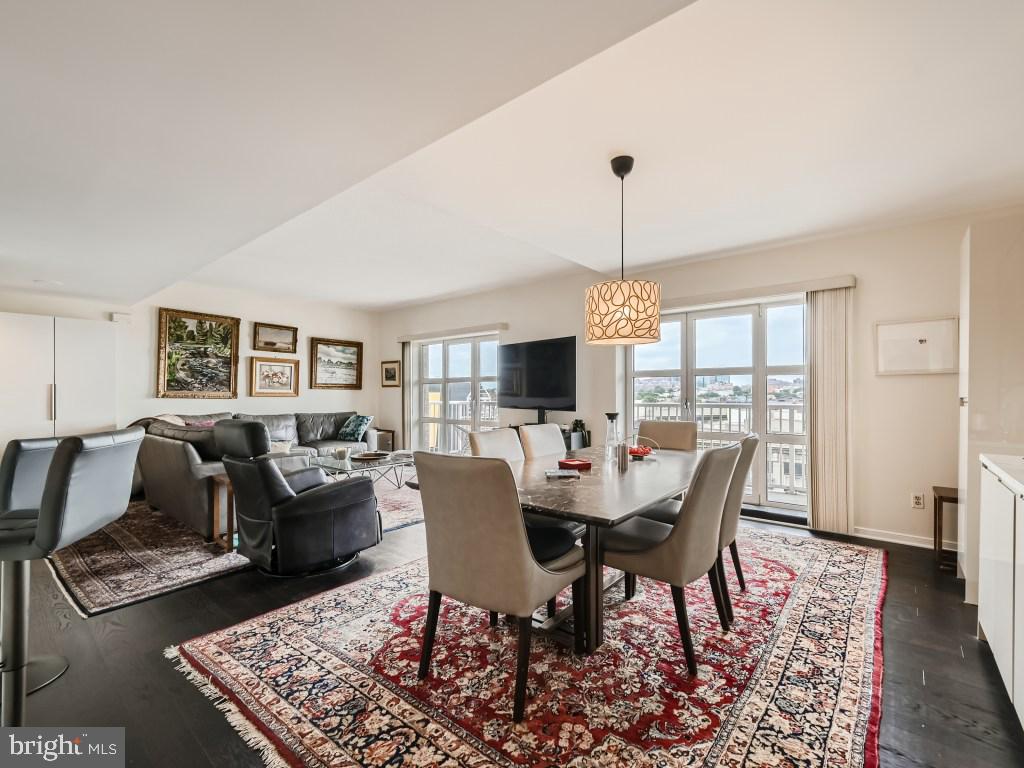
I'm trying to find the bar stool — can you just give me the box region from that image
[0,427,143,725]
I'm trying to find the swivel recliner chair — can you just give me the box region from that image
[214,420,381,576]
[0,427,143,725]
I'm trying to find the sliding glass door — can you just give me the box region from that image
[629,300,807,512]
[415,335,498,454]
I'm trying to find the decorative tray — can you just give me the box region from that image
[351,451,390,461]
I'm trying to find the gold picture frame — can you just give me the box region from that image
[157,307,240,399]
[381,360,401,387]
[253,321,298,353]
[310,337,363,390]
[250,356,300,397]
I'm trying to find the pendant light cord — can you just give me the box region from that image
[620,176,625,280]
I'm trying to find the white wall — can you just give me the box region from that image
[376,215,970,549]
[961,210,1024,602]
[0,281,380,427]
[376,271,620,445]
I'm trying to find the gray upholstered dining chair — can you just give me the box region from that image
[0,427,143,725]
[468,428,524,462]
[467,426,583,619]
[640,433,759,624]
[0,437,61,522]
[636,420,698,451]
[518,423,566,459]
[414,451,586,722]
[601,443,740,676]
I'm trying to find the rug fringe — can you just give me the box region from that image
[164,646,292,768]
[44,558,90,619]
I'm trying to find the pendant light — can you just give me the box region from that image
[584,155,661,345]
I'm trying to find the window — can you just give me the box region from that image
[414,335,498,453]
[629,299,806,513]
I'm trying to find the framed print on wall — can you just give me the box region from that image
[253,322,298,353]
[875,317,958,375]
[157,307,240,398]
[310,337,363,389]
[250,357,299,397]
[381,360,401,387]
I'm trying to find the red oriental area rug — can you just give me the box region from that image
[168,529,886,767]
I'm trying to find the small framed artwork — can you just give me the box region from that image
[381,360,401,387]
[310,337,363,389]
[875,317,958,375]
[157,307,240,398]
[250,357,300,397]
[253,322,298,353]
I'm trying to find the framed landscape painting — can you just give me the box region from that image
[250,357,299,397]
[381,360,401,387]
[157,307,240,398]
[310,337,363,389]
[253,321,298,353]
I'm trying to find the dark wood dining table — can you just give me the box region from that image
[508,445,703,653]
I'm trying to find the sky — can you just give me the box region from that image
[634,305,805,370]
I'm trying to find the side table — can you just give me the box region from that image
[210,473,235,553]
[932,485,960,571]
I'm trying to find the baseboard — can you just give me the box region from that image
[853,526,956,551]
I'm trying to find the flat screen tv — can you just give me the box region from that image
[498,336,576,419]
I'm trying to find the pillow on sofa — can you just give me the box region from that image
[154,414,187,426]
[182,412,233,426]
[338,414,372,441]
[147,421,221,461]
[269,440,293,454]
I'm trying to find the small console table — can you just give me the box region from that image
[932,485,960,571]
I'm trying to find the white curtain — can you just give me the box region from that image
[807,287,851,533]
[400,342,411,450]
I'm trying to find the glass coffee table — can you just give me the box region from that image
[310,452,415,489]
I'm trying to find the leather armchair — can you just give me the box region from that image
[215,421,381,576]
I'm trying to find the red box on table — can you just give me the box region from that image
[558,458,592,471]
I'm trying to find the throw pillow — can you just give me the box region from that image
[154,414,187,426]
[269,440,293,454]
[337,414,373,441]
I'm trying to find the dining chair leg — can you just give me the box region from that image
[489,611,498,628]
[547,598,557,618]
[624,572,637,600]
[670,585,697,676]
[729,541,746,591]
[707,566,730,633]
[717,555,735,624]
[418,591,442,680]
[514,616,533,722]
[571,578,585,654]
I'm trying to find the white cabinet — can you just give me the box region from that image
[1016,493,1024,712]
[978,463,1016,696]
[0,313,56,447]
[0,311,117,447]
[978,454,1024,727]
[53,317,117,436]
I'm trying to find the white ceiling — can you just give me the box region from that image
[202,0,1024,307]
[0,0,687,302]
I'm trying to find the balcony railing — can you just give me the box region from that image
[640,400,807,507]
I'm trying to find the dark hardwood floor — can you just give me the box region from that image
[20,521,1024,767]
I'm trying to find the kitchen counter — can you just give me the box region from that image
[981,453,1024,496]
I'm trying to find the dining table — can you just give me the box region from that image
[507,445,703,653]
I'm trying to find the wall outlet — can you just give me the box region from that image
[911,492,926,509]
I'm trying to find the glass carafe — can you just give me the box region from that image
[604,412,620,459]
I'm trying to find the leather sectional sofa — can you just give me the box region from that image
[135,411,378,537]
